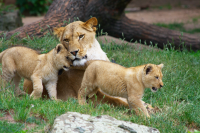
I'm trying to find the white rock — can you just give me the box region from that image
[52,112,160,133]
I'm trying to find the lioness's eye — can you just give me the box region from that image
[79,34,84,40]
[63,39,69,42]
[155,76,159,79]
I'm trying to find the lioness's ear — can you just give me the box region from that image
[53,27,65,41]
[145,65,152,75]
[82,17,98,32]
[55,44,63,53]
[158,64,164,69]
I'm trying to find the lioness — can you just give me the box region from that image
[0,44,72,100]
[23,17,130,106]
[78,61,164,117]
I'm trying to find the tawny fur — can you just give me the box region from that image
[23,17,129,107]
[0,44,71,100]
[78,61,164,117]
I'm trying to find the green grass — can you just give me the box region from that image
[0,121,25,133]
[0,33,200,132]
[155,22,200,34]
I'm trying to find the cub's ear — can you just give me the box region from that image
[158,64,164,69]
[55,44,63,53]
[144,64,152,75]
[53,27,65,41]
[82,17,98,32]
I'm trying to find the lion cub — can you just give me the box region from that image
[0,44,71,100]
[78,61,164,117]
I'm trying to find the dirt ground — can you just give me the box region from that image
[126,9,200,26]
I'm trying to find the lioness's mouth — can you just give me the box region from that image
[152,87,158,92]
[73,58,80,61]
[71,55,87,66]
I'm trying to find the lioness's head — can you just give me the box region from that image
[142,64,164,92]
[53,17,98,66]
[53,44,72,71]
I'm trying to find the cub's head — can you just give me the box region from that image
[53,17,98,66]
[142,64,164,92]
[53,44,72,71]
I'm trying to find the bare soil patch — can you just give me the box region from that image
[126,9,200,24]
[0,110,38,131]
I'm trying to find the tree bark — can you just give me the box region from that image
[1,0,200,51]
[103,15,200,51]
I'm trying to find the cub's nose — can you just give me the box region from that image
[160,85,163,88]
[70,50,79,56]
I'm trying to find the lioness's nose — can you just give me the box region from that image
[71,50,79,56]
[160,85,163,88]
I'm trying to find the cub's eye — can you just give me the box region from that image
[79,34,84,40]
[155,76,159,79]
[66,56,69,60]
[63,39,69,42]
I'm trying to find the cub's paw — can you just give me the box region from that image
[30,92,42,100]
[78,100,87,105]
[142,101,160,114]
[53,98,62,102]
[15,90,27,97]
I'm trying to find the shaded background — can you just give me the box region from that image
[2,0,200,36]
[1,0,200,49]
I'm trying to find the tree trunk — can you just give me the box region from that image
[1,0,200,51]
[103,15,200,51]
